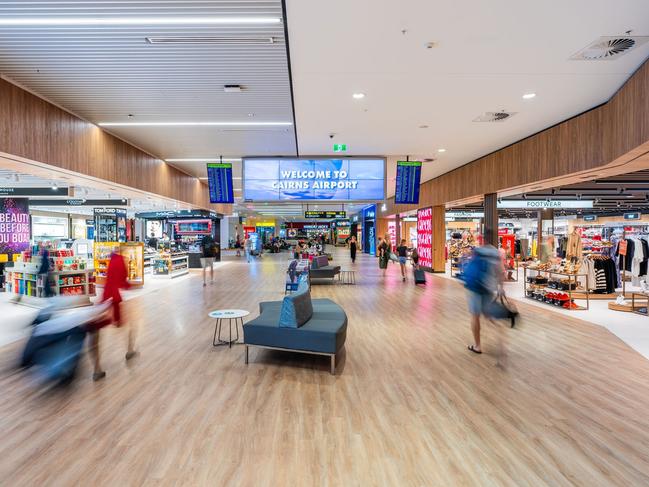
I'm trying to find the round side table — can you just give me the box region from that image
[209,309,250,348]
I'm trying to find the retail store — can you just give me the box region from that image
[439,168,649,317]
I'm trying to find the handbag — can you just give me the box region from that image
[389,252,399,262]
[485,291,519,327]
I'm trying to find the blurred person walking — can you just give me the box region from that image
[377,237,389,276]
[200,233,217,286]
[37,243,54,298]
[462,231,502,354]
[90,246,135,381]
[244,236,252,263]
[396,239,408,281]
[349,235,357,264]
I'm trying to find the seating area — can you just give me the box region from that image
[308,255,341,283]
[243,280,348,374]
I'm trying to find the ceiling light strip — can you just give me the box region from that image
[99,122,292,127]
[0,17,281,26]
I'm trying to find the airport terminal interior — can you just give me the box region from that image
[2,1,649,486]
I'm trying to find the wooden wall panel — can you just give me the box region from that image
[0,78,229,213]
[431,205,446,272]
[387,59,649,214]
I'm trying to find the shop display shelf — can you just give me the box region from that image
[524,296,587,311]
[58,282,86,288]
[523,267,590,311]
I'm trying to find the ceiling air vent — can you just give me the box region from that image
[473,111,516,123]
[146,36,276,45]
[570,36,649,60]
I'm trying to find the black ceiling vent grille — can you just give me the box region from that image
[473,111,516,123]
[570,36,649,60]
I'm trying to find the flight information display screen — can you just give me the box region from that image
[394,161,422,205]
[207,163,234,204]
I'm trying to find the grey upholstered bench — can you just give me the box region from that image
[243,291,347,374]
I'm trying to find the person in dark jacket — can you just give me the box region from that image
[349,235,357,263]
[201,234,218,286]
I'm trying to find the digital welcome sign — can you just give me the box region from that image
[243,158,385,201]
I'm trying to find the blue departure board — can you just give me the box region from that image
[207,163,234,203]
[394,161,422,204]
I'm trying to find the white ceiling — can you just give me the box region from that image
[0,0,649,210]
[0,0,296,158]
[286,0,649,192]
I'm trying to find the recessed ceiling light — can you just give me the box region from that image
[51,183,58,190]
[352,93,365,100]
[437,148,446,153]
[522,93,536,99]
[0,17,281,26]
[99,122,291,127]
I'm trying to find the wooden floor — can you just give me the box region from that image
[1,249,649,486]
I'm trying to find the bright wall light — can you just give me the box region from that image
[522,93,536,99]
[100,122,292,127]
[352,93,365,99]
[0,17,281,26]
[166,158,242,162]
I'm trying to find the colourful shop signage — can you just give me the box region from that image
[417,207,432,270]
[0,198,30,257]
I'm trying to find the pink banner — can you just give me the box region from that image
[417,207,432,269]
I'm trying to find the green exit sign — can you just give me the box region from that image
[333,143,347,152]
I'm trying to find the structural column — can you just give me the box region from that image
[431,205,446,272]
[537,208,554,241]
[483,193,499,246]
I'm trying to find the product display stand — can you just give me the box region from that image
[94,241,145,287]
[7,262,96,308]
[631,293,649,317]
[523,267,590,311]
[152,252,189,278]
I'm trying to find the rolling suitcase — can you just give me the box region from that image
[414,268,426,285]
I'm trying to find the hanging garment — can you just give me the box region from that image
[639,238,649,278]
[566,232,583,260]
[617,238,635,272]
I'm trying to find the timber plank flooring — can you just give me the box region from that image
[1,249,649,486]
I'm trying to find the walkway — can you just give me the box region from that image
[1,249,648,486]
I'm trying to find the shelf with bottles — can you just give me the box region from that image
[93,241,144,286]
[152,252,189,278]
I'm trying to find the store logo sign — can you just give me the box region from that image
[497,200,593,209]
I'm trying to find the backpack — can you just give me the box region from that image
[463,252,492,294]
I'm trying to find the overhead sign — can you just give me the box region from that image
[0,198,30,257]
[206,163,234,204]
[583,215,598,222]
[497,200,594,209]
[624,212,641,220]
[243,158,385,201]
[394,161,422,205]
[0,187,69,197]
[333,144,347,152]
[417,207,432,271]
[304,210,347,219]
[30,199,127,206]
[135,209,219,219]
[93,207,127,216]
[446,211,485,218]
